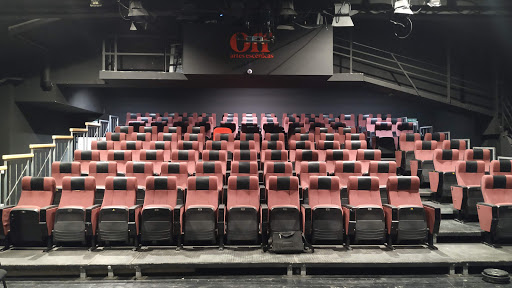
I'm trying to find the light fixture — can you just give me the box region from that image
[427,0,441,7]
[130,22,137,31]
[90,0,102,7]
[394,0,413,15]
[277,0,297,30]
[127,0,150,31]
[332,2,354,27]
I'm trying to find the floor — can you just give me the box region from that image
[4,275,507,288]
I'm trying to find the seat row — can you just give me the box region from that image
[0,175,442,251]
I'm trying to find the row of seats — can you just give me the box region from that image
[0,175,442,250]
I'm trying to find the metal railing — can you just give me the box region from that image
[1,154,33,205]
[333,37,494,116]
[53,135,74,163]
[70,128,89,151]
[0,166,6,206]
[30,144,55,178]
[108,115,119,135]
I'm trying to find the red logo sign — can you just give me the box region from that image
[229,32,274,59]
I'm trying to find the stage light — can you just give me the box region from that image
[130,22,137,31]
[277,0,297,30]
[127,0,149,31]
[90,0,102,7]
[332,2,353,27]
[394,0,413,15]
[427,0,441,7]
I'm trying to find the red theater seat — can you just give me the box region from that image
[465,149,491,172]
[91,141,114,161]
[0,177,56,248]
[181,176,224,247]
[115,125,134,135]
[125,162,154,205]
[294,150,319,175]
[107,150,132,174]
[160,162,189,190]
[396,122,414,137]
[303,176,343,244]
[196,161,225,195]
[344,140,368,161]
[240,133,261,152]
[289,140,314,162]
[442,140,467,160]
[97,177,140,245]
[52,176,98,246]
[202,150,229,175]
[477,175,512,244]
[106,132,126,150]
[171,150,198,175]
[356,149,382,174]
[429,149,460,201]
[490,159,512,176]
[451,161,486,221]
[120,141,143,161]
[226,176,261,244]
[139,150,165,174]
[262,149,288,165]
[424,133,446,150]
[140,176,183,244]
[395,133,421,175]
[340,114,356,128]
[316,140,340,162]
[299,162,327,191]
[74,150,100,175]
[51,162,81,189]
[205,140,228,152]
[385,176,440,248]
[140,126,158,141]
[88,161,117,188]
[343,176,386,248]
[339,127,357,142]
[184,133,205,153]
[326,149,350,175]
[149,141,172,162]
[264,162,294,196]
[126,113,141,125]
[334,161,363,204]
[157,133,179,151]
[410,140,438,185]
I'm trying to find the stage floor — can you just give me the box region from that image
[1,243,511,277]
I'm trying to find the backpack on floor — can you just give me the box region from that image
[268,231,314,254]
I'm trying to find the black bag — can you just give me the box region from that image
[269,231,305,254]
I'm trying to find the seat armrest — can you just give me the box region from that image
[476,202,497,208]
[341,204,356,235]
[85,204,102,222]
[383,204,398,235]
[177,188,185,205]
[173,204,184,237]
[218,204,226,247]
[261,204,269,246]
[128,204,143,236]
[302,188,309,205]
[341,204,355,210]
[39,205,58,222]
[86,204,102,235]
[39,205,59,236]
[423,204,441,234]
[301,204,311,236]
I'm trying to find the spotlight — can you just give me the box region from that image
[427,0,441,7]
[90,0,102,7]
[127,0,150,31]
[394,0,413,15]
[277,0,297,30]
[332,2,353,27]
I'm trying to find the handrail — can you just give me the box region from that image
[52,135,74,140]
[29,144,56,149]
[2,154,34,160]
[85,122,101,127]
[70,128,88,132]
[0,166,6,171]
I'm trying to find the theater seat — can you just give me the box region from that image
[334,161,363,204]
[51,162,81,190]
[74,150,100,175]
[140,126,158,141]
[491,159,512,176]
[97,177,140,246]
[294,150,319,175]
[368,161,397,204]
[160,162,189,191]
[91,141,114,161]
[477,175,512,245]
[289,140,314,162]
[264,162,294,200]
[157,133,179,151]
[465,149,491,172]
[107,150,132,174]
[325,150,350,175]
[149,141,172,162]
[120,141,143,161]
[410,140,438,185]
[339,127,356,142]
[240,133,261,152]
[429,149,460,201]
[181,176,224,247]
[316,140,340,162]
[226,176,261,244]
[1,177,56,249]
[343,176,386,248]
[451,161,486,221]
[263,176,308,252]
[384,176,440,248]
[373,122,396,158]
[303,176,343,244]
[88,161,117,189]
[125,162,155,204]
[52,176,98,246]
[171,150,199,175]
[344,140,368,161]
[202,150,228,176]
[299,162,327,192]
[196,161,226,196]
[133,133,152,149]
[106,132,126,150]
[262,150,288,164]
[356,149,382,174]
[442,140,467,160]
[139,150,165,174]
[395,133,421,175]
[424,133,446,150]
[140,176,184,245]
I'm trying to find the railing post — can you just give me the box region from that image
[29,144,56,178]
[0,166,7,205]
[70,128,88,151]
[2,154,34,206]
[349,30,353,73]
[53,135,74,163]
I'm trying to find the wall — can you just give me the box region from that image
[93,85,490,146]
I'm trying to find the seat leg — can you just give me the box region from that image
[44,237,53,253]
[345,236,352,251]
[2,279,6,288]
[386,234,395,251]
[175,233,182,251]
[427,232,438,250]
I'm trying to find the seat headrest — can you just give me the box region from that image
[483,175,512,189]
[435,149,459,160]
[328,149,349,161]
[415,140,437,150]
[404,133,419,142]
[107,177,137,191]
[335,161,362,173]
[128,161,153,173]
[269,150,286,160]
[22,176,56,191]
[198,161,221,173]
[234,161,256,173]
[146,176,177,190]
[188,176,216,190]
[348,176,379,191]
[91,161,116,173]
[268,176,299,191]
[387,176,420,191]
[369,161,396,173]
[142,150,162,161]
[297,150,317,161]
[397,122,414,130]
[346,140,367,150]
[63,176,96,191]
[310,176,339,191]
[375,122,392,130]
[110,150,132,161]
[357,149,381,160]
[58,162,78,173]
[162,162,185,174]
[229,176,258,190]
[457,161,485,173]
[467,149,490,160]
